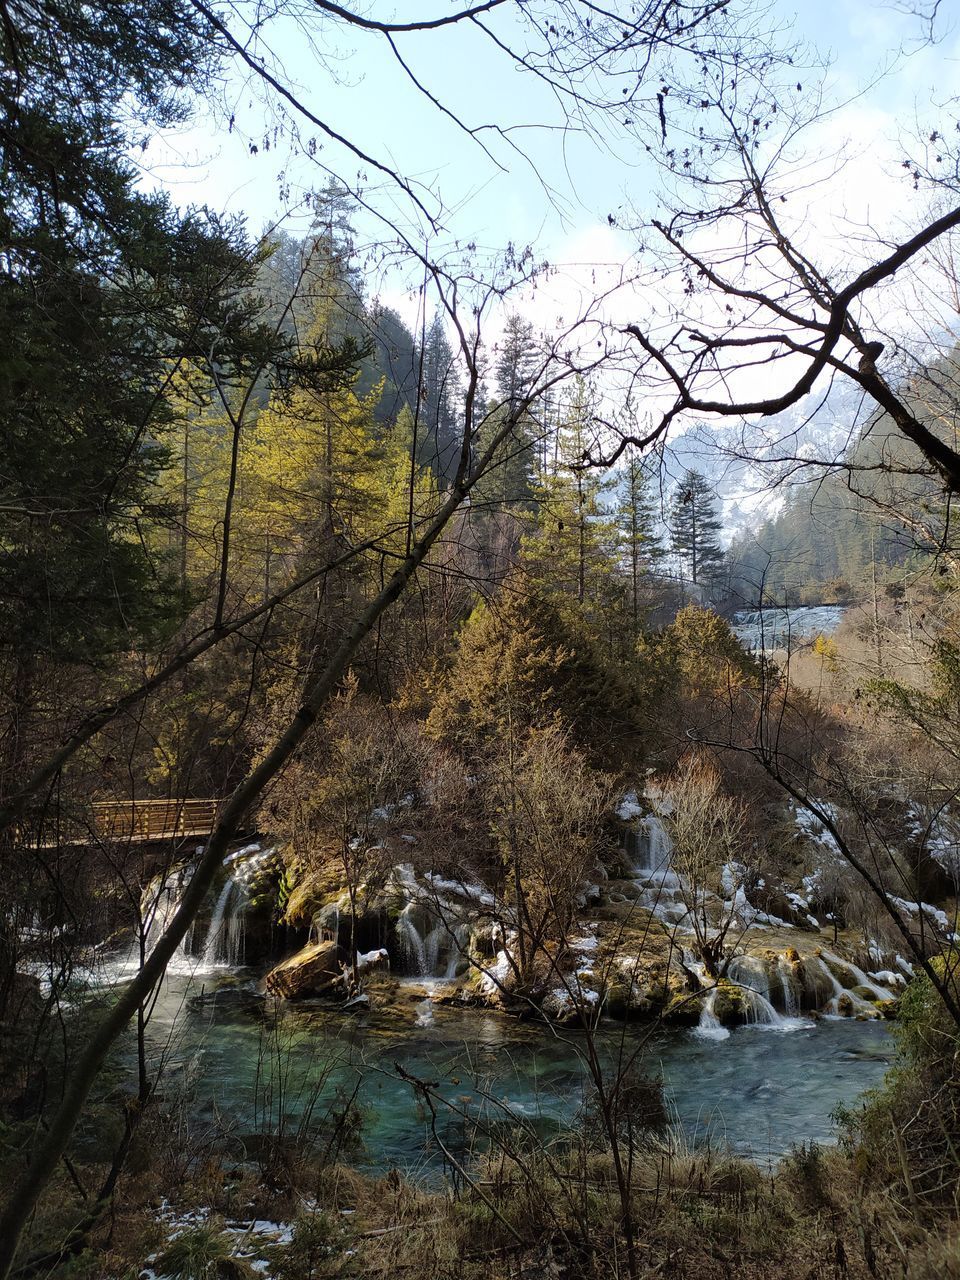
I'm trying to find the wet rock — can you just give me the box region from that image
[187,985,266,1015]
[794,957,834,1010]
[264,940,346,999]
[710,980,752,1024]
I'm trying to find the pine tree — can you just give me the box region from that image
[615,448,665,633]
[495,314,539,409]
[524,378,616,609]
[0,0,287,674]
[416,314,461,482]
[668,470,725,588]
[366,302,420,433]
[470,315,542,521]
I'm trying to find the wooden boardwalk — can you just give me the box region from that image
[90,799,222,842]
[22,799,223,847]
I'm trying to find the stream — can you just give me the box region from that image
[120,967,893,1175]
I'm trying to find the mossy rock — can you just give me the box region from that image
[469,924,500,959]
[603,977,635,1018]
[796,959,834,1009]
[711,980,751,1024]
[283,875,343,927]
[835,992,855,1017]
[264,940,346,999]
[664,991,701,1025]
[818,951,859,990]
[851,984,880,1003]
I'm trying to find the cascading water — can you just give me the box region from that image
[692,955,804,1038]
[199,876,248,968]
[695,987,731,1041]
[777,957,799,1016]
[192,843,278,969]
[626,811,672,875]
[623,812,686,924]
[396,900,469,980]
[397,901,430,974]
[812,952,892,1017]
[134,863,196,976]
[724,954,796,1028]
[128,843,273,977]
[820,950,895,1004]
[391,864,472,982]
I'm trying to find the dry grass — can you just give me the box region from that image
[53,1119,957,1280]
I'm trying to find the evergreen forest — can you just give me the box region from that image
[3,4,960,1279]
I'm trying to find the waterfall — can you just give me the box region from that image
[813,953,890,1017]
[392,867,471,981]
[199,877,248,969]
[810,957,852,1015]
[777,958,799,1016]
[142,879,181,956]
[724,955,802,1029]
[396,903,466,980]
[630,813,672,875]
[695,988,730,1041]
[138,864,195,974]
[397,902,429,975]
[130,843,271,977]
[445,923,471,979]
[624,814,686,923]
[820,950,895,1004]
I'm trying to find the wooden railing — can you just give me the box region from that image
[19,799,223,847]
[89,799,222,841]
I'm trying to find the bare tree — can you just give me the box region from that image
[655,751,749,976]
[486,721,614,988]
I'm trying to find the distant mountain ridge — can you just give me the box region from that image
[660,380,867,544]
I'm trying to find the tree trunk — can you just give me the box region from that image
[0,470,474,1277]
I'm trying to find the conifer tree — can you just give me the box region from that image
[470,315,541,521]
[364,301,420,431]
[495,314,539,410]
[416,314,461,482]
[615,448,665,633]
[668,469,726,588]
[524,378,616,609]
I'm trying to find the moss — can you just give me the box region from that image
[852,984,879,1002]
[664,991,701,1024]
[711,980,751,1024]
[603,981,629,1017]
[819,951,861,991]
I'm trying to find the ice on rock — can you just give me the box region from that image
[889,896,950,932]
[617,790,644,821]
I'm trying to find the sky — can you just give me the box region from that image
[143,1,958,273]
[138,0,960,484]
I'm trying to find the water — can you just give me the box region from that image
[731,605,846,653]
[130,844,272,976]
[200,878,248,968]
[129,970,893,1174]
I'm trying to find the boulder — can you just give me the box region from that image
[264,940,346,999]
